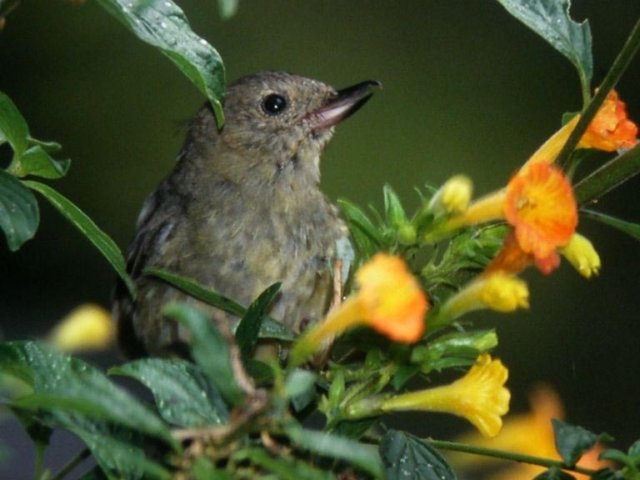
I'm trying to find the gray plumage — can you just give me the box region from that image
[113,71,378,357]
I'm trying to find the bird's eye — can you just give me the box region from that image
[262,94,288,116]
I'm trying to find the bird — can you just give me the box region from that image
[112,71,380,358]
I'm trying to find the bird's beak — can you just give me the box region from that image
[308,80,382,131]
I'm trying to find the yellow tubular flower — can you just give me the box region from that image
[446,189,507,230]
[49,304,115,353]
[450,385,611,480]
[428,175,473,215]
[436,273,529,325]
[560,233,601,278]
[381,354,510,438]
[522,116,580,169]
[289,253,429,366]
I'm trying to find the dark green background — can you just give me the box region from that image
[1,0,639,476]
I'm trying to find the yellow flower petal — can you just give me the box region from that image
[438,273,529,323]
[49,304,115,353]
[522,115,580,169]
[429,175,473,215]
[560,233,601,278]
[382,354,510,437]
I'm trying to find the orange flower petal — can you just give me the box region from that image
[289,254,429,365]
[484,231,533,275]
[485,231,561,276]
[504,163,577,260]
[356,253,429,343]
[579,90,638,151]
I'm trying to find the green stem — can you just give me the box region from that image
[426,438,598,476]
[574,144,640,204]
[557,17,640,167]
[50,449,91,480]
[34,440,46,480]
[579,69,591,109]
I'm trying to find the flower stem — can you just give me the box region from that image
[557,17,640,168]
[50,449,91,480]
[34,440,46,480]
[426,438,598,476]
[574,143,640,205]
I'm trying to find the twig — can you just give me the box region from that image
[50,449,91,480]
[427,438,598,477]
[173,389,269,443]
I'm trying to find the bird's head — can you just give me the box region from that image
[198,71,380,189]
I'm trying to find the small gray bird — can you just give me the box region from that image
[113,71,379,358]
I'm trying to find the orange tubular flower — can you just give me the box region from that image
[578,90,638,152]
[447,163,576,276]
[289,253,429,366]
[485,231,560,276]
[504,162,577,261]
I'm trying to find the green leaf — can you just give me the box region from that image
[383,184,407,228]
[95,0,225,127]
[146,266,244,315]
[27,136,62,153]
[330,418,378,440]
[236,283,281,358]
[600,448,631,464]
[164,303,244,406]
[244,359,274,384]
[110,358,229,427]
[23,180,136,297]
[411,330,498,376]
[16,145,70,179]
[192,457,234,480]
[533,467,576,480]
[78,466,109,480]
[390,365,420,390]
[0,92,69,179]
[629,439,640,458]
[13,410,52,458]
[589,469,623,480]
[285,369,317,412]
[0,90,29,157]
[338,198,384,258]
[217,0,239,19]
[145,267,295,341]
[581,209,640,242]
[287,425,384,478]
[0,342,174,447]
[63,422,171,480]
[380,430,455,480]
[237,448,334,480]
[496,0,592,89]
[28,420,170,479]
[552,419,602,466]
[251,316,295,341]
[575,145,640,204]
[0,171,39,251]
